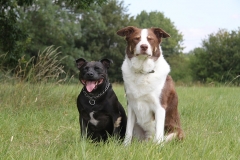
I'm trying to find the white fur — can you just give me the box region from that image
[122,30,170,145]
[89,112,99,126]
[165,133,177,142]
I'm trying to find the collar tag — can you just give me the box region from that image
[89,99,95,105]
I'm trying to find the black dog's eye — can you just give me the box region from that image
[94,66,100,70]
[84,66,89,71]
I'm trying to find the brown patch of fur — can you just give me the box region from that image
[161,75,184,140]
[117,26,141,59]
[114,117,122,128]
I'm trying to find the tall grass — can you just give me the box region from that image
[0,83,239,159]
[1,46,66,83]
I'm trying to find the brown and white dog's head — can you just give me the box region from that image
[117,26,170,60]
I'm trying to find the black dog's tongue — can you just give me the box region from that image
[86,81,96,92]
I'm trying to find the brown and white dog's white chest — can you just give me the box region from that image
[122,55,169,99]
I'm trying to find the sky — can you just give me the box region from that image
[124,0,240,52]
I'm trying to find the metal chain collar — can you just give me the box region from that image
[82,82,110,105]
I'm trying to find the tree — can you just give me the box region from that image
[75,0,134,81]
[0,0,107,70]
[1,0,188,83]
[190,28,240,85]
[18,0,83,74]
[54,0,107,9]
[167,54,192,83]
[0,0,33,68]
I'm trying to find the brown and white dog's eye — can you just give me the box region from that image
[133,36,140,41]
[147,36,153,41]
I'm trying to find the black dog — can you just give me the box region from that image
[75,58,127,142]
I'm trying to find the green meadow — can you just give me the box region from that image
[0,83,240,159]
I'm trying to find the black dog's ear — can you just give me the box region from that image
[100,58,113,69]
[76,58,87,70]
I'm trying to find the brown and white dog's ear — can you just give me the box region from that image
[151,27,171,39]
[117,26,138,37]
[75,58,86,70]
[100,58,113,69]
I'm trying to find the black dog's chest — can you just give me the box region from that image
[81,110,112,130]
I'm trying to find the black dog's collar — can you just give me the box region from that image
[82,82,110,105]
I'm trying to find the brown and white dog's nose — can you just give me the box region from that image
[140,44,148,51]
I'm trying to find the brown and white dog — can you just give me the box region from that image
[117,26,184,145]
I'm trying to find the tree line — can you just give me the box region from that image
[0,0,240,85]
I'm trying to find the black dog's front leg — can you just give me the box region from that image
[112,115,122,134]
[110,106,126,137]
[112,103,127,140]
[80,115,87,138]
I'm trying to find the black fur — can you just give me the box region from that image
[75,58,127,142]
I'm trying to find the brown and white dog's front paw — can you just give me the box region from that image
[123,136,132,146]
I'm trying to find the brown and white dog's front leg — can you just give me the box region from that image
[124,106,136,146]
[154,106,166,144]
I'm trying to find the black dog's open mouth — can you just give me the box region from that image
[81,79,104,92]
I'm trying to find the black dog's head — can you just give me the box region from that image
[76,58,113,93]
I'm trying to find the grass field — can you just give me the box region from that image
[0,82,239,159]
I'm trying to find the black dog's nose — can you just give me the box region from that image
[87,72,94,77]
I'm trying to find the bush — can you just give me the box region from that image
[189,29,240,85]
[14,46,66,83]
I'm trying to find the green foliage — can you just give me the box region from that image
[54,0,107,9]
[190,29,240,85]
[0,0,107,74]
[167,54,192,83]
[0,0,186,83]
[75,0,134,81]
[0,0,32,68]
[18,0,84,75]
